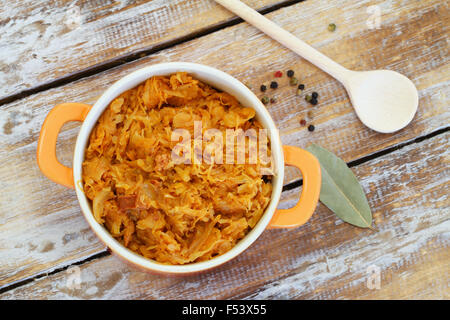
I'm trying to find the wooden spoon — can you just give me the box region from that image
[215,0,418,133]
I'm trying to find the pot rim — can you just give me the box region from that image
[73,62,284,274]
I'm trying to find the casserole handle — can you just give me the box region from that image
[269,145,321,228]
[37,103,92,188]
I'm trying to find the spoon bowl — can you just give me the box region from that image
[344,70,418,133]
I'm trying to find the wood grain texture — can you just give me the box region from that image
[1,132,448,300]
[0,0,448,293]
[0,0,291,100]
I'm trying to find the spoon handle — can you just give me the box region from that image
[215,0,351,83]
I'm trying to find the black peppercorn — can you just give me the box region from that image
[260,84,267,92]
[287,70,294,77]
[310,98,318,105]
[270,81,278,89]
[312,92,318,99]
[298,84,305,90]
[308,124,315,132]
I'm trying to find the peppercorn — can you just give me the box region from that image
[310,98,318,105]
[298,84,305,90]
[305,94,312,102]
[296,89,302,96]
[307,110,313,118]
[270,81,278,89]
[328,23,336,32]
[261,96,269,104]
[274,71,283,78]
[287,70,294,77]
[312,92,318,99]
[260,84,267,92]
[289,77,298,86]
[308,124,315,132]
[270,96,277,104]
[300,119,307,126]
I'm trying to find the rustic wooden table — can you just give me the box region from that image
[0,0,448,300]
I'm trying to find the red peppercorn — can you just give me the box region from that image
[300,119,307,126]
[274,71,283,78]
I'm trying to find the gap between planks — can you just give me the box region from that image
[1,125,447,296]
[0,0,305,107]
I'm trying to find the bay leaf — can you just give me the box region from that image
[306,144,374,229]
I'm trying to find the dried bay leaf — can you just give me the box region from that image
[306,144,374,229]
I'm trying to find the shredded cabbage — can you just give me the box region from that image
[82,72,272,264]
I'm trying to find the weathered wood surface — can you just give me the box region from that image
[0,0,292,101]
[1,132,448,300]
[0,0,448,298]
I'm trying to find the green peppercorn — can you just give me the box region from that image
[289,77,298,86]
[296,89,302,96]
[328,23,336,32]
[261,96,269,104]
[305,94,312,102]
[287,70,294,77]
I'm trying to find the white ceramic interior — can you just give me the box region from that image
[73,62,284,274]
